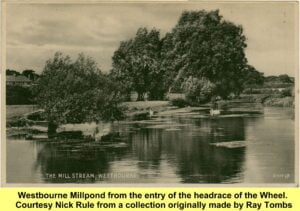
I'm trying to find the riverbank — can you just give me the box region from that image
[6,102,170,119]
[6,95,293,122]
[5,102,173,139]
[263,96,294,107]
[5,99,291,141]
[122,101,172,119]
[240,94,294,107]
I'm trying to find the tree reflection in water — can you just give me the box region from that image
[129,117,246,183]
[8,107,294,184]
[32,116,247,183]
[35,135,130,183]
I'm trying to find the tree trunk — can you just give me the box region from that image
[48,121,58,138]
[149,90,165,101]
[137,92,145,101]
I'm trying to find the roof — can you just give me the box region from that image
[6,75,31,82]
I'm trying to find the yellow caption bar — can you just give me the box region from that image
[0,188,299,210]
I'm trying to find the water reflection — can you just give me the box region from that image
[156,118,247,183]
[7,107,295,184]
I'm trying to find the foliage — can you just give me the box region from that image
[263,82,294,88]
[6,69,21,76]
[265,74,294,84]
[280,87,293,97]
[6,69,39,80]
[160,10,248,99]
[240,94,271,103]
[35,52,126,128]
[6,117,29,127]
[278,74,293,83]
[22,69,40,81]
[111,27,163,101]
[181,77,216,104]
[243,88,273,94]
[241,65,264,88]
[170,98,190,108]
[6,85,35,105]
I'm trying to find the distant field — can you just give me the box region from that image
[6,105,38,119]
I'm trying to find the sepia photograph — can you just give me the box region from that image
[2,1,298,184]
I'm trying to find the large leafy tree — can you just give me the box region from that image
[36,52,125,135]
[111,27,163,101]
[6,69,20,76]
[161,10,248,99]
[241,65,264,88]
[22,69,39,81]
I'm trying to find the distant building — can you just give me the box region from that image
[6,75,32,87]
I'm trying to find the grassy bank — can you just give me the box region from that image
[6,105,39,119]
[6,96,293,124]
[122,101,169,110]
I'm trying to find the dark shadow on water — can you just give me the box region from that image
[14,116,248,183]
[34,135,130,183]
[159,117,246,183]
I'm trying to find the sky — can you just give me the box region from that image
[5,2,298,76]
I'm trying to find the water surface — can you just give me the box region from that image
[6,106,295,184]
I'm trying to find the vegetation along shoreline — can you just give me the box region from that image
[6,10,295,141]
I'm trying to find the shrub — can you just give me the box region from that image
[170,98,190,108]
[6,85,36,105]
[280,88,293,97]
[181,77,216,104]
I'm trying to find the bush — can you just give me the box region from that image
[170,98,190,108]
[6,85,36,105]
[240,94,270,103]
[6,117,32,127]
[181,77,216,104]
[27,111,46,121]
[242,88,281,94]
[263,82,293,88]
[280,87,293,97]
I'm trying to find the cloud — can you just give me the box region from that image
[5,2,298,76]
[8,16,116,48]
